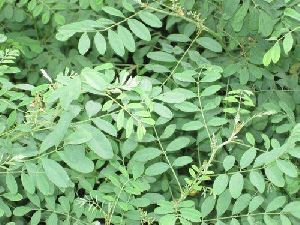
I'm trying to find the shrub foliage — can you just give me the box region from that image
[1,0,300,224]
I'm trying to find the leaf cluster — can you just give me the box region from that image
[0,0,300,225]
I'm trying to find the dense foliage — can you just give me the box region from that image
[1,0,300,224]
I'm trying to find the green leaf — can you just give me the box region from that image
[174,102,199,112]
[94,32,106,55]
[133,147,162,162]
[54,13,65,25]
[263,47,272,66]
[13,206,32,216]
[167,34,190,42]
[30,210,41,225]
[80,0,91,9]
[245,132,255,145]
[265,164,285,187]
[0,33,7,43]
[197,37,222,52]
[41,158,71,188]
[145,162,169,176]
[117,25,135,52]
[231,0,250,32]
[6,174,18,194]
[81,67,108,91]
[136,123,146,141]
[283,32,293,55]
[32,4,43,17]
[166,137,190,152]
[156,91,186,104]
[230,218,240,225]
[284,8,300,21]
[173,156,192,167]
[240,148,256,169]
[173,70,196,82]
[201,195,216,218]
[280,215,291,225]
[121,138,138,157]
[40,111,76,153]
[160,124,176,139]
[276,159,298,177]
[141,117,154,126]
[271,42,281,64]
[207,117,228,127]
[46,213,58,225]
[213,174,229,195]
[223,155,235,171]
[239,67,249,85]
[21,173,35,194]
[94,63,114,71]
[122,0,135,12]
[7,110,16,127]
[78,124,113,159]
[200,70,222,83]
[153,103,173,119]
[116,109,124,130]
[249,170,265,193]
[258,10,275,37]
[35,174,51,196]
[127,19,151,41]
[64,128,92,145]
[92,117,118,137]
[3,4,13,19]
[138,11,162,28]
[59,145,94,173]
[102,6,125,18]
[282,201,300,219]
[179,208,201,223]
[223,0,240,20]
[216,190,232,216]
[147,51,177,62]
[125,117,134,138]
[249,196,264,213]
[85,100,101,118]
[159,214,177,225]
[201,85,222,96]
[288,147,300,158]
[253,147,286,167]
[42,11,50,24]
[229,172,244,199]
[108,29,125,56]
[232,194,251,214]
[182,120,203,131]
[266,196,286,212]
[264,214,276,225]
[78,32,90,55]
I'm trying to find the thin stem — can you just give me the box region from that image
[35,208,89,225]
[202,212,282,223]
[162,31,201,86]
[107,179,130,224]
[105,93,142,124]
[153,126,183,194]
[231,140,267,152]
[73,11,141,34]
[37,0,54,13]
[276,26,300,42]
[144,5,198,27]
[98,12,140,32]
[210,166,265,177]
[196,71,213,147]
[143,2,224,47]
